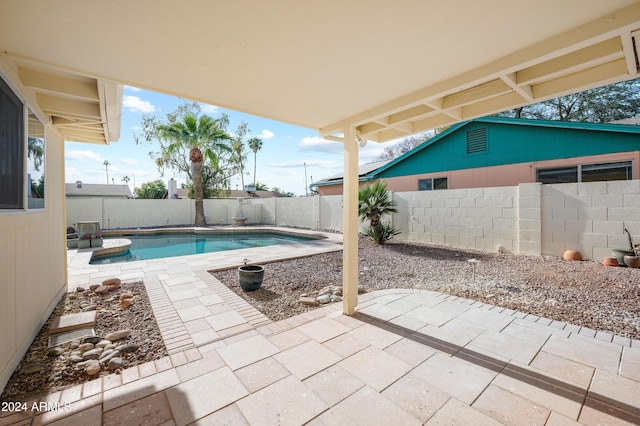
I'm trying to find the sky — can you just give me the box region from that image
[65,86,398,196]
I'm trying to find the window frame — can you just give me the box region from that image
[536,160,634,184]
[418,177,448,191]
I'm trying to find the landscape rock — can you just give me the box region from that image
[76,286,85,292]
[299,296,317,306]
[330,295,343,303]
[78,343,94,353]
[82,348,103,360]
[69,355,83,363]
[82,304,98,312]
[316,294,331,304]
[89,284,100,291]
[94,285,110,294]
[100,350,121,365]
[116,343,139,354]
[95,339,112,349]
[357,285,366,294]
[22,363,47,374]
[107,357,122,371]
[119,293,134,301]
[102,278,122,287]
[48,372,62,382]
[119,298,134,309]
[80,335,101,345]
[85,360,101,375]
[48,347,65,357]
[105,329,130,341]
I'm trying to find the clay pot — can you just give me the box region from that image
[623,255,640,268]
[602,257,620,267]
[563,250,582,261]
[612,249,635,266]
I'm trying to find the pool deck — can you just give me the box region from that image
[3,227,640,425]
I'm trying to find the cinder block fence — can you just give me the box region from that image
[67,180,640,260]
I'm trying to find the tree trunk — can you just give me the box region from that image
[253,151,257,185]
[190,146,206,226]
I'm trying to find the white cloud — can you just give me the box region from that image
[273,169,297,176]
[124,85,142,92]
[259,129,275,139]
[297,136,342,154]
[123,95,156,113]
[120,158,139,166]
[200,103,219,114]
[65,150,104,163]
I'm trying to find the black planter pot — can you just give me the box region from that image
[238,265,265,291]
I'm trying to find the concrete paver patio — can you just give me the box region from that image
[2,228,639,425]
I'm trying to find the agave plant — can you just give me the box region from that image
[358,181,400,244]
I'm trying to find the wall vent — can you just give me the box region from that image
[466,128,487,154]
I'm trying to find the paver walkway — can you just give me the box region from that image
[2,228,639,425]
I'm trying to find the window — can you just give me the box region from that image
[27,110,45,209]
[536,161,633,184]
[418,177,448,191]
[0,76,24,209]
[466,128,487,154]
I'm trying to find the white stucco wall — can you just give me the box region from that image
[0,123,67,393]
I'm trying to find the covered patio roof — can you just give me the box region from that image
[3,0,640,316]
[1,1,640,144]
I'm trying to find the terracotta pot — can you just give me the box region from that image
[563,250,582,261]
[601,257,620,267]
[623,255,640,268]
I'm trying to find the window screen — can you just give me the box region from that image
[582,161,632,182]
[0,76,24,209]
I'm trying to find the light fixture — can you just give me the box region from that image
[356,131,367,148]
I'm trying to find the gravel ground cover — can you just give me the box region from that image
[213,237,640,339]
[0,281,166,401]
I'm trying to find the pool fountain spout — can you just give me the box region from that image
[233,198,248,226]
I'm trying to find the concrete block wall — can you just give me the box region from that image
[540,180,640,260]
[66,180,640,260]
[395,186,519,253]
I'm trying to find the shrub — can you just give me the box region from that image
[362,221,400,244]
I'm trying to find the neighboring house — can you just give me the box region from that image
[310,117,640,195]
[65,181,133,198]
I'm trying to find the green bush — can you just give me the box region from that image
[362,221,400,244]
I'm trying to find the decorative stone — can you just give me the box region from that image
[99,349,115,360]
[107,357,123,371]
[22,363,47,374]
[95,339,112,349]
[82,348,103,360]
[89,284,100,291]
[48,372,62,382]
[85,360,101,375]
[48,347,65,357]
[103,344,116,351]
[102,278,121,287]
[78,343,94,352]
[563,250,582,261]
[69,355,83,363]
[105,329,130,341]
[119,293,134,301]
[330,295,343,303]
[100,350,121,365]
[82,305,98,312]
[357,285,366,294]
[81,335,102,345]
[115,343,139,354]
[67,294,78,300]
[317,294,331,304]
[94,285,110,294]
[119,298,134,309]
[318,287,333,297]
[299,296,317,306]
[76,286,85,293]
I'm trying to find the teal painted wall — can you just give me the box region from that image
[379,121,640,178]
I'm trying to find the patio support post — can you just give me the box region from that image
[342,124,359,315]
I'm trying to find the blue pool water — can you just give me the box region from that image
[90,232,318,264]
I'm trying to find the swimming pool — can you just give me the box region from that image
[89,231,321,264]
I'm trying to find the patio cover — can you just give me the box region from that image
[2,0,640,313]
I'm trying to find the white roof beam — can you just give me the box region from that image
[37,94,101,119]
[501,73,534,102]
[442,79,512,110]
[516,37,624,85]
[19,67,99,102]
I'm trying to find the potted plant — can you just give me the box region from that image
[618,228,640,267]
[238,259,264,291]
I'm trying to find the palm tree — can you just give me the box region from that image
[232,122,249,190]
[358,180,399,243]
[157,113,231,226]
[247,136,263,186]
[103,160,110,183]
[121,176,130,187]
